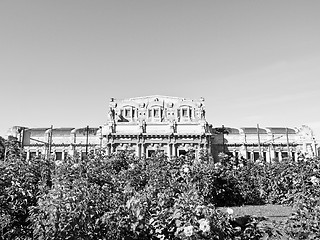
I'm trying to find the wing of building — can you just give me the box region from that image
[6,95,319,161]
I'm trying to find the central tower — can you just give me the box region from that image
[101,95,211,158]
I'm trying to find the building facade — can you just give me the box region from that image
[100,95,211,158]
[6,95,319,161]
[7,126,102,160]
[211,125,318,162]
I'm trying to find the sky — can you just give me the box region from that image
[1,1,320,138]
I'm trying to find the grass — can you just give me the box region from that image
[219,204,294,223]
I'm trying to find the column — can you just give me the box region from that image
[241,145,247,159]
[270,145,275,161]
[207,143,212,155]
[167,144,171,158]
[109,144,113,154]
[136,144,140,158]
[312,142,317,157]
[142,144,147,157]
[173,144,177,157]
[196,144,201,160]
[266,149,271,163]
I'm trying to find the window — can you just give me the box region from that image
[263,152,267,160]
[154,109,159,118]
[178,150,187,156]
[81,152,87,160]
[56,152,62,160]
[148,109,152,118]
[30,152,37,159]
[147,150,155,157]
[182,108,188,117]
[125,109,130,118]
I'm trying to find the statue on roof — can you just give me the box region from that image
[108,107,115,121]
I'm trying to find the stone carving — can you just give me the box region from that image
[200,106,205,120]
[139,102,146,108]
[170,119,177,133]
[167,102,174,108]
[139,120,146,134]
[108,107,115,121]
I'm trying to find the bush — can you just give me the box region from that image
[1,141,320,239]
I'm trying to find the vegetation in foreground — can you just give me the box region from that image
[1,138,320,239]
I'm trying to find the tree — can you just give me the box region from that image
[0,136,5,161]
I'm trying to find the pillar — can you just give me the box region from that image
[142,144,147,157]
[270,146,275,161]
[136,144,141,158]
[167,144,171,158]
[266,149,271,163]
[312,142,317,157]
[173,144,177,157]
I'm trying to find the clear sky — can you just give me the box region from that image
[1,1,320,138]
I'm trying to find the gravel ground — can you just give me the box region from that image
[219,204,294,222]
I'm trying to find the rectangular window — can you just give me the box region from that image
[125,109,130,118]
[30,152,37,159]
[263,152,267,160]
[178,150,187,156]
[147,150,155,157]
[282,152,288,159]
[56,152,62,160]
[148,109,152,118]
[182,108,188,117]
[154,109,159,118]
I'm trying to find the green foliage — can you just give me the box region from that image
[0,149,53,239]
[1,142,320,239]
[0,137,5,161]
